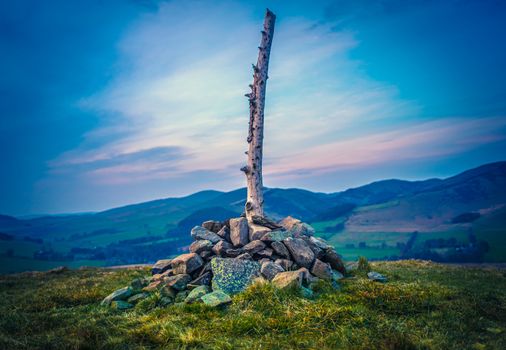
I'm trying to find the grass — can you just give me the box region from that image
[1,261,505,349]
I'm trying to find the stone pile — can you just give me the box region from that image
[101,215,346,309]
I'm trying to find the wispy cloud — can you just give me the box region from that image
[46,0,506,192]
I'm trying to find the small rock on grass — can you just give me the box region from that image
[127,292,149,304]
[111,300,133,310]
[367,271,387,282]
[201,291,232,307]
[101,287,133,306]
[185,285,210,304]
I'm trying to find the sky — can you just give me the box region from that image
[0,0,505,216]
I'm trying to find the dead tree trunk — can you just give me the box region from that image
[241,9,276,221]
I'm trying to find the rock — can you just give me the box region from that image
[101,287,133,306]
[202,220,224,233]
[189,240,213,254]
[159,297,174,307]
[191,226,222,243]
[259,258,271,265]
[282,238,315,269]
[332,270,344,282]
[212,240,233,256]
[199,250,213,260]
[275,258,293,271]
[216,226,230,241]
[190,271,212,286]
[280,216,315,237]
[160,285,177,299]
[172,253,204,274]
[151,259,172,275]
[201,290,232,307]
[165,274,191,291]
[251,215,282,229]
[143,280,164,292]
[229,217,249,247]
[111,300,133,310]
[272,270,304,290]
[47,266,68,274]
[175,290,189,303]
[255,248,274,259]
[279,216,301,230]
[309,236,331,250]
[249,223,271,241]
[224,248,244,258]
[236,252,253,260]
[301,236,325,259]
[310,259,332,280]
[260,261,284,280]
[345,262,358,273]
[185,285,210,303]
[300,286,314,299]
[127,292,149,304]
[322,248,346,273]
[130,278,148,292]
[211,258,260,295]
[271,241,291,259]
[260,230,293,242]
[367,271,387,283]
[243,240,266,255]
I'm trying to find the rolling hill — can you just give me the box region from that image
[1,161,505,273]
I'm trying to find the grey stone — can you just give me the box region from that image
[191,226,222,243]
[189,271,212,286]
[224,248,244,258]
[202,220,224,233]
[236,252,253,260]
[275,258,294,271]
[189,240,213,254]
[211,258,260,295]
[260,261,284,280]
[111,300,133,310]
[310,259,332,280]
[251,215,282,229]
[212,240,233,256]
[185,285,210,303]
[165,274,191,291]
[172,253,204,274]
[282,238,315,269]
[127,292,149,304]
[199,250,213,260]
[367,271,387,283]
[151,259,172,275]
[249,223,271,241]
[260,230,293,243]
[271,241,291,259]
[332,270,344,281]
[322,248,346,273]
[229,217,249,247]
[255,248,274,259]
[216,226,230,241]
[201,290,232,307]
[243,240,266,255]
[175,290,189,303]
[272,270,304,290]
[101,287,133,306]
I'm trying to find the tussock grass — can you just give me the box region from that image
[1,261,505,349]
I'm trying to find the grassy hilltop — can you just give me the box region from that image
[1,260,505,349]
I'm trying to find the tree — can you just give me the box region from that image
[241,9,276,221]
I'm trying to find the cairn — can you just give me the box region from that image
[101,215,346,309]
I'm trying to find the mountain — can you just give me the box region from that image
[0,161,505,273]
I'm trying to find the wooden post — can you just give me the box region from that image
[241,9,276,221]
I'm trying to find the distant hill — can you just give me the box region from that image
[1,161,505,272]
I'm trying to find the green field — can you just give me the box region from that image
[1,261,505,349]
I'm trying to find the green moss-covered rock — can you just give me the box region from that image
[101,286,133,306]
[211,258,260,295]
[185,285,210,304]
[201,291,232,307]
[127,292,149,304]
[111,300,133,310]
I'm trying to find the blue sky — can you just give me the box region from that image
[1,0,505,215]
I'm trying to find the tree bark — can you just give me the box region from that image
[241,9,276,221]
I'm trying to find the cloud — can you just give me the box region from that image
[45,0,505,195]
